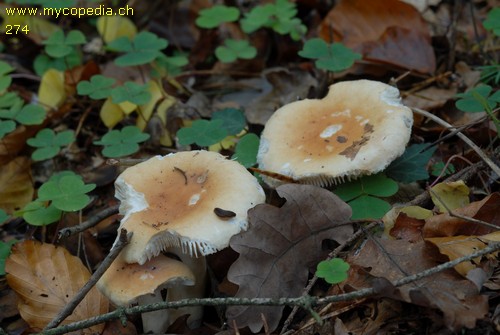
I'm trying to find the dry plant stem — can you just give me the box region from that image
[32,241,500,335]
[428,188,500,231]
[280,221,380,334]
[57,204,119,241]
[44,229,131,330]
[412,107,500,177]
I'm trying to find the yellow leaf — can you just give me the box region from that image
[400,206,433,220]
[6,241,108,333]
[0,157,34,213]
[100,98,125,128]
[156,96,176,126]
[118,101,136,115]
[160,130,173,147]
[209,135,238,152]
[431,180,470,213]
[96,16,137,44]
[38,69,66,111]
[136,81,163,131]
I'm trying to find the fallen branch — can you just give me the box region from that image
[57,205,120,241]
[31,241,500,335]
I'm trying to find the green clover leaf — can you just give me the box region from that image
[196,5,240,29]
[27,129,75,161]
[299,38,361,72]
[38,175,96,212]
[0,96,46,126]
[334,173,398,220]
[0,120,16,139]
[18,201,62,226]
[109,32,168,66]
[154,53,189,77]
[483,8,500,36]
[215,39,257,63]
[386,143,437,183]
[0,240,17,275]
[177,119,228,147]
[241,4,274,33]
[316,258,350,284]
[44,30,86,58]
[94,125,150,158]
[0,60,14,92]
[232,133,260,168]
[455,85,500,113]
[111,81,151,105]
[212,108,246,135]
[34,51,82,76]
[0,209,10,225]
[77,75,116,100]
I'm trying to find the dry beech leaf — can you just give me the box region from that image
[5,240,108,334]
[424,193,500,238]
[226,184,353,333]
[350,238,488,330]
[426,231,500,277]
[0,156,34,213]
[320,0,435,73]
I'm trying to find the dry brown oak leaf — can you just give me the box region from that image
[350,238,488,330]
[6,240,108,334]
[226,184,353,333]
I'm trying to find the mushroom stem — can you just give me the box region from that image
[137,293,170,334]
[166,246,207,328]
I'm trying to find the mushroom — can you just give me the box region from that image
[257,80,413,187]
[97,253,195,334]
[110,150,266,328]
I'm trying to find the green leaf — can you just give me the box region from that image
[455,85,498,112]
[386,144,437,183]
[19,201,62,226]
[483,7,500,36]
[154,53,189,77]
[109,32,168,66]
[232,133,260,168]
[0,120,15,139]
[15,104,46,125]
[27,129,75,161]
[349,195,392,220]
[0,240,17,276]
[177,119,228,146]
[299,39,361,72]
[241,4,275,33]
[111,81,151,105]
[316,258,350,284]
[38,175,96,211]
[94,125,150,158]
[0,209,10,225]
[196,5,240,29]
[33,51,82,76]
[334,173,398,201]
[431,162,455,177]
[0,92,21,109]
[77,75,116,100]
[212,108,246,135]
[215,39,257,63]
[0,61,14,92]
[44,30,86,58]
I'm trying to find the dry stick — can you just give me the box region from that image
[412,107,500,177]
[44,229,131,330]
[428,188,500,231]
[57,204,120,241]
[280,221,380,335]
[33,241,500,335]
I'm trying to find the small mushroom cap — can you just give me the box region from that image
[115,150,266,264]
[257,80,413,187]
[96,253,195,306]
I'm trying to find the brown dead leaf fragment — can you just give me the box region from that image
[320,0,435,73]
[226,184,353,333]
[5,240,108,334]
[0,156,34,213]
[350,238,488,330]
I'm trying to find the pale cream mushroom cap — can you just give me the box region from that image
[114,150,266,265]
[257,80,413,187]
[96,253,195,306]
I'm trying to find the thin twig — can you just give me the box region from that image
[412,107,500,177]
[44,229,131,330]
[57,205,120,241]
[32,241,500,335]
